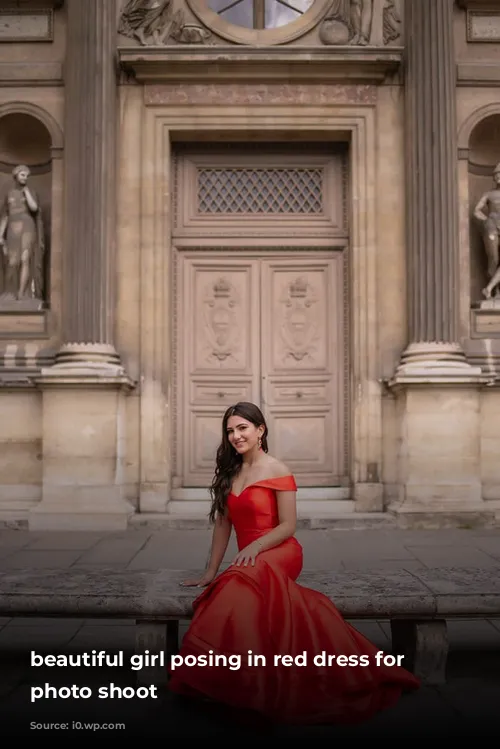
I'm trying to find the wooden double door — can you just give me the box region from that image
[173,250,347,489]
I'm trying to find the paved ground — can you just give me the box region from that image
[1,527,500,736]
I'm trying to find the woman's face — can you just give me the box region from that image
[226,415,262,455]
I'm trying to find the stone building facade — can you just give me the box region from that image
[0,0,499,530]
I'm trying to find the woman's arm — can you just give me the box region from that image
[206,511,233,574]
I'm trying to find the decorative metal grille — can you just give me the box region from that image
[197,167,323,214]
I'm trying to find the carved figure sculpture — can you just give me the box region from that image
[118,0,211,45]
[320,0,374,46]
[473,162,500,300]
[382,0,400,44]
[118,0,174,45]
[0,165,45,304]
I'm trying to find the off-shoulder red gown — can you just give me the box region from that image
[168,475,419,723]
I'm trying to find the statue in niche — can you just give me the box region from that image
[320,0,374,46]
[473,162,500,301]
[0,165,45,308]
[118,0,211,45]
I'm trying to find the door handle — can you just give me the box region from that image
[261,375,267,409]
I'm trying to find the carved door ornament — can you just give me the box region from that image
[202,276,241,364]
[280,276,319,363]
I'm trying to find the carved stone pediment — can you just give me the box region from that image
[117,0,403,82]
[117,0,404,50]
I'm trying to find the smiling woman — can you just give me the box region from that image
[169,401,420,723]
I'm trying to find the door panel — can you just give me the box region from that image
[179,255,260,486]
[176,252,346,487]
[261,256,345,485]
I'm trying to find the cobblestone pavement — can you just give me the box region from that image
[1,527,500,736]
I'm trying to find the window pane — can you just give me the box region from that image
[265,0,314,28]
[207,0,255,28]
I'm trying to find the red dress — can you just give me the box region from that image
[168,476,419,723]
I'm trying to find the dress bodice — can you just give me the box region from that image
[227,475,297,548]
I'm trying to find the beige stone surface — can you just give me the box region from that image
[0,2,500,530]
[394,385,484,507]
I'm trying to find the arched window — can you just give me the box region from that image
[206,0,314,29]
[187,0,329,44]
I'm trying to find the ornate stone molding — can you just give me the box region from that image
[119,45,402,84]
[144,82,377,106]
[34,343,135,390]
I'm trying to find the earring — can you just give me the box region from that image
[258,436,262,449]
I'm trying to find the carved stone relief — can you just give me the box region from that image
[280,276,319,364]
[118,0,402,47]
[118,0,211,45]
[319,0,401,47]
[201,276,242,366]
[0,165,46,310]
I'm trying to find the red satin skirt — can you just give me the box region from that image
[168,537,419,724]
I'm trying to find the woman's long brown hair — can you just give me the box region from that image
[209,402,269,523]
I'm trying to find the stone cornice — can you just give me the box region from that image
[6,0,64,7]
[118,45,403,84]
[457,0,499,8]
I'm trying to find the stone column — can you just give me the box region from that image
[387,0,489,523]
[396,0,479,375]
[31,0,134,531]
[56,0,121,371]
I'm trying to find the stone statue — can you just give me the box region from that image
[0,165,45,307]
[118,0,211,45]
[473,162,500,301]
[383,0,401,45]
[118,0,174,45]
[320,0,374,46]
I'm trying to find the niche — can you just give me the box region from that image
[468,113,500,307]
[0,112,52,311]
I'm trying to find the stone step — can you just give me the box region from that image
[129,511,397,531]
[167,499,355,515]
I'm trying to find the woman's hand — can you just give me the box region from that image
[180,570,216,587]
[232,541,263,567]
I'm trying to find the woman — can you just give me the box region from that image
[169,402,419,724]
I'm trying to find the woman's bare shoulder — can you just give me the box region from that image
[262,455,292,478]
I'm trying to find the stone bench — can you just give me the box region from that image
[1,566,499,687]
